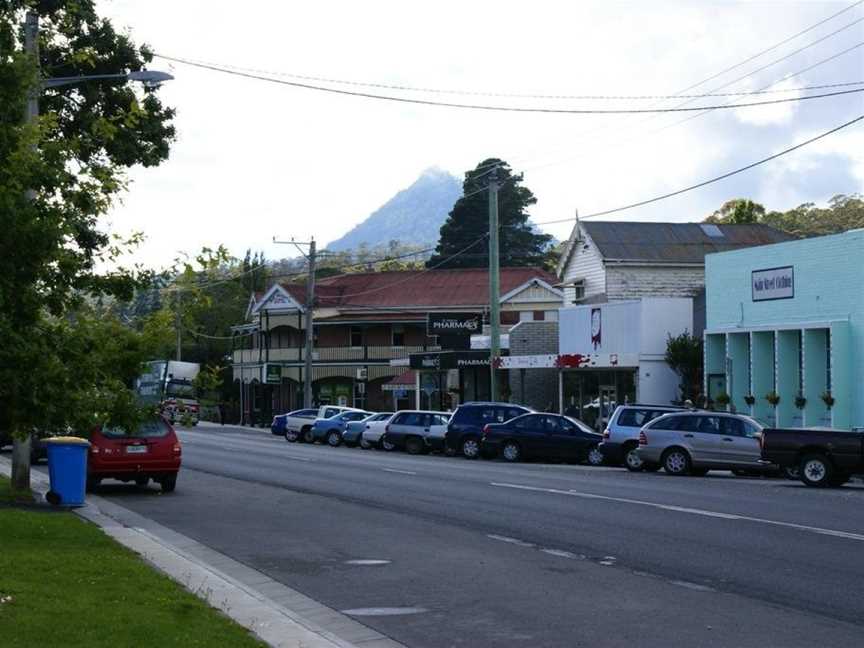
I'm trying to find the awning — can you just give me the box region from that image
[382,371,417,392]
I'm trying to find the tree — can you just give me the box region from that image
[426,159,552,269]
[664,332,704,404]
[0,2,175,489]
[704,199,766,224]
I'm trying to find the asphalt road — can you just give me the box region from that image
[88,424,864,647]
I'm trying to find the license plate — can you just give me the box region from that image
[126,445,148,454]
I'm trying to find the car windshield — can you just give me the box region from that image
[102,418,171,439]
[565,416,597,435]
[165,380,195,398]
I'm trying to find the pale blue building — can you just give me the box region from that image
[704,229,863,430]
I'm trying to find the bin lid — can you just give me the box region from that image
[44,436,91,447]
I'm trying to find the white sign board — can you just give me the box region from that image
[752,266,794,302]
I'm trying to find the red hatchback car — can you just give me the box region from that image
[87,417,182,492]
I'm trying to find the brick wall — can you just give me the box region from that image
[508,321,559,411]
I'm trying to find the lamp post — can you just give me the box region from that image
[11,11,174,492]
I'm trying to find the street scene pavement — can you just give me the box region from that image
[75,424,864,648]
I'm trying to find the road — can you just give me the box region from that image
[92,424,864,647]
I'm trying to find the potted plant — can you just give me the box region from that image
[794,393,807,409]
[821,391,835,408]
[765,391,780,407]
[744,394,756,407]
[714,392,731,408]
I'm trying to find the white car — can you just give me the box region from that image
[361,414,396,449]
[285,405,358,442]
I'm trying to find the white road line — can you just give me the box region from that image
[487,534,535,547]
[540,548,582,559]
[382,468,417,475]
[490,481,864,543]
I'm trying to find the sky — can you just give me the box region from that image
[97,0,864,269]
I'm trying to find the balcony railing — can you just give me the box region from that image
[233,345,440,365]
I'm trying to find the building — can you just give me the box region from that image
[232,267,562,422]
[704,229,864,431]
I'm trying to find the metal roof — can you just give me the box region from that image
[581,221,796,264]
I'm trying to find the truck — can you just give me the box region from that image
[760,428,864,488]
[136,360,201,426]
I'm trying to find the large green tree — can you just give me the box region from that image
[0,1,175,489]
[703,194,864,237]
[426,159,552,269]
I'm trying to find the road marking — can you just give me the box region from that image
[382,468,417,475]
[540,548,582,559]
[487,534,535,547]
[671,580,716,592]
[490,481,864,543]
[345,559,391,566]
[342,607,428,616]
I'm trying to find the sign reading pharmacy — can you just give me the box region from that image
[752,266,794,302]
[427,312,482,337]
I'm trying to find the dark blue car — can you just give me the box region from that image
[480,413,605,464]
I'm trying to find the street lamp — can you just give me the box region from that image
[42,69,174,90]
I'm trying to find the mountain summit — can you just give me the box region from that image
[326,168,462,251]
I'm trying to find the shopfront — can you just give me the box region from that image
[704,230,864,430]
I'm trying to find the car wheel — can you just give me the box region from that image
[800,453,834,487]
[327,431,342,447]
[501,441,521,463]
[360,437,372,450]
[623,445,645,472]
[461,437,481,459]
[662,448,692,476]
[285,430,299,443]
[302,427,315,444]
[586,445,605,467]
[405,436,425,455]
[160,474,178,493]
[382,437,396,452]
[135,476,150,487]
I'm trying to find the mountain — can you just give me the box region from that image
[326,168,462,251]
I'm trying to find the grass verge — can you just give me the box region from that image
[0,476,265,647]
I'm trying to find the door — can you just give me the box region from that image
[688,416,730,465]
[554,416,591,460]
[511,415,547,457]
[598,385,617,432]
[720,417,762,466]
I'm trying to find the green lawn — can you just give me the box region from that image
[0,476,265,647]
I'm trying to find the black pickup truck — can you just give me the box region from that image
[761,428,864,487]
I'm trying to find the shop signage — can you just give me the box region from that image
[590,307,602,349]
[497,353,640,369]
[752,266,794,301]
[264,363,282,384]
[409,350,490,370]
[427,312,482,337]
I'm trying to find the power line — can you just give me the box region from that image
[152,53,863,100]
[532,114,864,226]
[153,53,864,114]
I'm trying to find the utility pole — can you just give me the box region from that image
[273,237,316,409]
[12,11,39,492]
[304,239,316,408]
[175,291,182,361]
[488,169,501,402]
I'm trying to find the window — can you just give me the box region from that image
[400,412,424,426]
[543,415,566,433]
[392,325,405,347]
[533,311,545,321]
[513,415,538,430]
[102,418,170,438]
[696,416,721,435]
[500,311,519,325]
[557,417,577,435]
[571,279,586,303]
[505,407,528,421]
[350,326,363,347]
[720,417,745,437]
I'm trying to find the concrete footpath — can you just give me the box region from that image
[0,457,403,648]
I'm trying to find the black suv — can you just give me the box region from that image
[445,402,532,459]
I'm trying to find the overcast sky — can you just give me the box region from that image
[97,0,864,269]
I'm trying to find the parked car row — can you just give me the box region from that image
[269,401,864,487]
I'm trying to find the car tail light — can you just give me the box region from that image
[90,446,100,454]
[482,425,490,434]
[758,432,765,452]
[190,404,199,412]
[638,431,648,446]
[172,443,182,455]
[602,428,611,439]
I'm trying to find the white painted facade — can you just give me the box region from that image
[559,298,693,404]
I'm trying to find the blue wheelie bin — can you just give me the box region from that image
[45,437,91,507]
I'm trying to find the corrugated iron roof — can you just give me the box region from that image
[581,221,796,264]
[280,267,558,308]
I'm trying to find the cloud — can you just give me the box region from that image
[733,78,803,126]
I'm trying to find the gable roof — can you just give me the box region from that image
[268,267,558,310]
[579,221,796,265]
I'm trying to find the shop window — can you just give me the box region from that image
[392,325,405,347]
[500,311,519,325]
[350,326,363,347]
